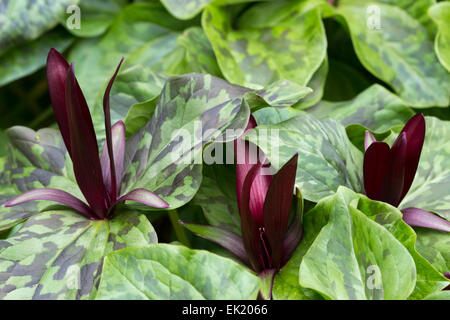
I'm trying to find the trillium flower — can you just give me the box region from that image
[3,48,169,220]
[364,113,450,232]
[182,117,303,298]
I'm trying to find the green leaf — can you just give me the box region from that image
[95,244,260,299]
[415,228,450,275]
[337,1,450,107]
[0,0,77,55]
[246,114,364,203]
[0,30,73,87]
[428,2,450,72]
[161,0,214,20]
[0,209,157,299]
[310,84,415,133]
[253,107,304,126]
[202,2,327,88]
[274,187,447,299]
[375,0,437,36]
[193,164,241,234]
[424,290,450,300]
[121,73,250,209]
[61,0,127,38]
[299,188,416,300]
[400,117,450,220]
[68,2,193,107]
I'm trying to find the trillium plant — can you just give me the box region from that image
[364,114,450,233]
[183,117,303,299]
[3,49,169,220]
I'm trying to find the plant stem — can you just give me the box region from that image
[168,209,191,247]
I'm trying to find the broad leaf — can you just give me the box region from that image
[68,3,193,107]
[0,209,157,299]
[193,164,241,234]
[428,2,450,72]
[246,114,364,202]
[337,1,450,107]
[121,73,250,209]
[298,188,416,300]
[274,187,447,299]
[0,0,76,55]
[95,244,260,299]
[61,0,127,38]
[415,228,450,276]
[375,0,437,36]
[202,2,327,89]
[310,84,415,133]
[0,30,73,87]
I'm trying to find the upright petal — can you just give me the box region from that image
[282,187,303,264]
[46,48,71,154]
[401,207,450,233]
[262,153,298,269]
[3,188,94,219]
[100,121,126,199]
[364,142,390,202]
[66,64,108,218]
[235,116,272,224]
[102,57,124,199]
[239,162,266,272]
[117,188,169,209]
[387,132,407,207]
[398,113,425,201]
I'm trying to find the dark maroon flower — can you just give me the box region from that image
[3,49,169,220]
[364,113,450,232]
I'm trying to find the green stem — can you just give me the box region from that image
[168,209,190,247]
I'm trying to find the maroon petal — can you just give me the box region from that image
[100,121,125,199]
[235,116,272,224]
[386,132,407,207]
[117,188,169,209]
[402,207,450,233]
[66,64,108,218]
[103,57,124,199]
[364,130,376,151]
[282,188,303,264]
[239,161,266,272]
[3,188,94,219]
[180,221,249,265]
[398,114,425,202]
[363,142,390,202]
[262,153,298,269]
[46,48,71,155]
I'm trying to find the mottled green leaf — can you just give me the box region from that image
[61,0,127,38]
[95,244,260,299]
[274,187,447,299]
[0,209,157,299]
[337,1,450,107]
[294,57,328,109]
[429,2,450,71]
[375,0,437,36]
[161,0,214,20]
[415,228,450,275]
[121,73,250,210]
[299,188,416,300]
[400,117,450,220]
[68,3,192,107]
[0,0,77,55]
[424,290,450,300]
[193,164,240,234]
[253,107,304,126]
[202,2,327,89]
[246,114,364,202]
[0,30,73,87]
[310,84,415,133]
